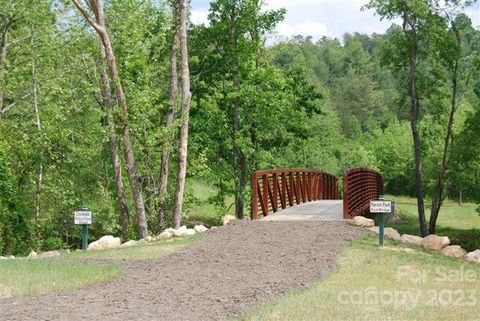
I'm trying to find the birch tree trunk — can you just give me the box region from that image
[97,48,130,241]
[171,0,191,229]
[158,9,180,230]
[30,24,43,223]
[72,0,149,238]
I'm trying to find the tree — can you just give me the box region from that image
[158,1,180,229]
[171,0,191,228]
[72,0,149,238]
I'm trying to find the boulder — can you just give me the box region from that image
[173,225,188,237]
[39,250,60,258]
[400,234,423,246]
[27,251,38,258]
[350,216,375,227]
[143,236,155,243]
[421,234,450,251]
[185,228,196,236]
[222,215,236,226]
[368,226,401,240]
[441,245,467,258]
[87,235,121,250]
[120,240,138,247]
[465,250,480,264]
[194,225,208,233]
[157,230,173,240]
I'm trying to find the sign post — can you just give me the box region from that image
[370,196,392,246]
[74,207,92,250]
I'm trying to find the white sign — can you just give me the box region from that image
[74,211,92,225]
[370,200,392,213]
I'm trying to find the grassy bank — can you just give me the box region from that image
[386,195,480,252]
[239,236,480,321]
[0,235,202,298]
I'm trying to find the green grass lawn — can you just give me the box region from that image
[386,195,480,252]
[0,260,120,299]
[184,179,235,227]
[239,236,480,321]
[0,235,202,299]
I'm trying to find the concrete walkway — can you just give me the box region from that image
[261,200,343,221]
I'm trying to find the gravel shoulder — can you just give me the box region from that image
[0,221,365,321]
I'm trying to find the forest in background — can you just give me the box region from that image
[0,0,479,255]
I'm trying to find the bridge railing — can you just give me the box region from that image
[251,168,339,220]
[343,168,383,219]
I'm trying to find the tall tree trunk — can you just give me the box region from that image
[429,23,461,235]
[0,16,9,119]
[97,48,130,241]
[172,0,191,229]
[30,24,43,223]
[72,0,149,238]
[404,16,427,237]
[158,11,180,230]
[229,4,246,219]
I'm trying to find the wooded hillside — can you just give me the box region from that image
[1,0,479,255]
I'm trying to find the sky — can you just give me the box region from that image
[190,0,480,41]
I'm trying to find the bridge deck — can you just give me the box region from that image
[260,200,343,221]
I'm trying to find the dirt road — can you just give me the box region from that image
[0,221,365,321]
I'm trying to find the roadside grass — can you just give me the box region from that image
[386,195,480,252]
[0,235,202,299]
[0,260,120,299]
[66,234,202,261]
[239,236,480,321]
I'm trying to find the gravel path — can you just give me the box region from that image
[1,221,365,321]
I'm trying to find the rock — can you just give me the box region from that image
[441,245,467,258]
[465,250,480,264]
[367,226,401,240]
[27,251,38,258]
[164,228,176,234]
[157,230,173,240]
[185,228,196,236]
[87,235,121,250]
[222,215,236,226]
[120,240,138,247]
[210,226,218,229]
[39,250,60,258]
[421,234,450,251]
[194,225,208,233]
[59,249,71,254]
[400,234,423,246]
[143,236,155,243]
[0,256,6,260]
[350,216,375,227]
[173,226,188,237]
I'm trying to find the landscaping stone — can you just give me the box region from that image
[441,245,467,258]
[39,250,61,258]
[185,228,196,236]
[222,215,236,226]
[194,225,208,233]
[421,234,450,251]
[465,250,480,264]
[367,226,401,240]
[400,234,423,246]
[143,236,155,243]
[121,240,139,247]
[350,216,375,227]
[88,235,121,250]
[27,251,38,258]
[157,230,173,240]
[173,226,189,237]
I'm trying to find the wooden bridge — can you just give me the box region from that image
[251,168,383,221]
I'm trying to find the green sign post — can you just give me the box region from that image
[370,195,392,247]
[74,207,92,250]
